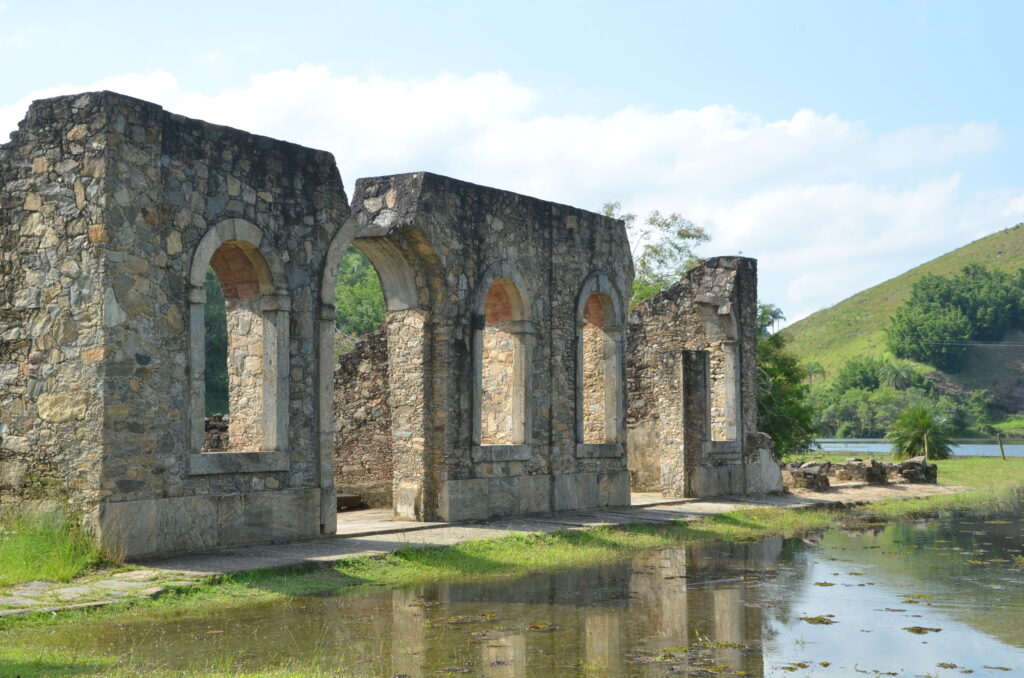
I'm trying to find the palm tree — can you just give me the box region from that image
[879,362,915,391]
[803,361,826,386]
[886,404,954,461]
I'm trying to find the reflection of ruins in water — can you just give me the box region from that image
[333,536,787,676]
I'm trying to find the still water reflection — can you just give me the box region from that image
[7,513,1024,676]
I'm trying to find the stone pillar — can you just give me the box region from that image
[388,308,432,520]
[317,306,338,533]
[680,349,710,497]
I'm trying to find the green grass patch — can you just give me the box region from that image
[993,414,1024,436]
[330,507,845,588]
[0,505,107,586]
[0,645,366,677]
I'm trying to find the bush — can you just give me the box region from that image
[886,264,1024,371]
[886,405,955,461]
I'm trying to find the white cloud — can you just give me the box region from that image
[1,68,1015,322]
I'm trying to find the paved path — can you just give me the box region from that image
[139,483,966,577]
[0,482,965,617]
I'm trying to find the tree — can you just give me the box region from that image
[204,268,229,416]
[885,263,1024,371]
[603,201,710,308]
[886,302,972,371]
[879,362,915,391]
[334,246,385,339]
[802,360,826,386]
[886,404,955,461]
[830,355,887,394]
[756,302,816,458]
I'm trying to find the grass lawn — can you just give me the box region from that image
[0,506,107,587]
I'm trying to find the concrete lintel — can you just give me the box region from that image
[188,451,289,476]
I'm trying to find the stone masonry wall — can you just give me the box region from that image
[0,95,108,508]
[479,326,518,444]
[581,325,607,443]
[1,92,352,556]
[223,296,264,451]
[332,326,392,507]
[626,257,782,497]
[349,172,634,520]
[3,91,636,553]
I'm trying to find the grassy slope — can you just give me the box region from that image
[782,223,1024,380]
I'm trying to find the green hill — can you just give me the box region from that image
[782,223,1024,416]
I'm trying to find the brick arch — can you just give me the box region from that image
[189,218,286,295]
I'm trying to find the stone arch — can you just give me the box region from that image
[319,219,441,526]
[472,261,535,447]
[187,219,290,457]
[575,272,626,450]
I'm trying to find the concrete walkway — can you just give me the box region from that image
[0,482,965,618]
[139,482,966,576]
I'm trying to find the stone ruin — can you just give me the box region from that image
[0,91,783,558]
[781,456,938,491]
[625,258,783,497]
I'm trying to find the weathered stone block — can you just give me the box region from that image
[36,392,89,422]
[441,478,488,522]
[517,474,551,515]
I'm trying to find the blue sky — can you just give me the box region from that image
[3,0,1023,322]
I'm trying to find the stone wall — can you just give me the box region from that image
[332,327,392,507]
[479,325,519,444]
[1,91,635,555]
[625,257,783,497]
[581,324,608,443]
[0,91,350,554]
[344,172,634,521]
[223,295,264,451]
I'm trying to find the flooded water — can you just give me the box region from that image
[5,512,1024,676]
[816,438,1024,457]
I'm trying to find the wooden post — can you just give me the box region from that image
[998,433,1007,461]
[924,433,929,462]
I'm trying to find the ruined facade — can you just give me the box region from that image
[625,257,783,497]
[0,91,781,558]
[0,91,637,557]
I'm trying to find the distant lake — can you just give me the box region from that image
[815,438,1024,458]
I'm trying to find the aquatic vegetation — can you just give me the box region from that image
[798,615,837,625]
[903,626,942,634]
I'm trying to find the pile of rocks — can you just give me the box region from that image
[888,456,938,484]
[203,414,230,452]
[781,461,831,491]
[830,458,888,484]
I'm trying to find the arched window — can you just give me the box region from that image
[576,274,624,450]
[189,220,289,456]
[478,277,528,445]
[581,293,617,443]
[205,242,269,451]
